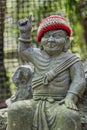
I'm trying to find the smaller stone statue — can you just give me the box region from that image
[6,65,34,106]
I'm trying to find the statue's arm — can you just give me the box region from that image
[59,61,86,110]
[68,60,86,101]
[18,41,35,63]
[18,16,36,64]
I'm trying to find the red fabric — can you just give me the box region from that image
[37,23,72,42]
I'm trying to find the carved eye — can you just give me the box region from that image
[43,35,50,38]
[53,33,62,38]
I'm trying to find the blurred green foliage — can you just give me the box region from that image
[5,0,87,60]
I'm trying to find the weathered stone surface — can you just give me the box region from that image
[0,108,7,130]
[6,65,33,107]
[0,105,87,130]
[7,15,87,130]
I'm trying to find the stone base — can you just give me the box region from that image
[0,106,87,130]
[0,108,7,130]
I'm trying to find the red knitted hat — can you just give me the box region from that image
[37,15,72,42]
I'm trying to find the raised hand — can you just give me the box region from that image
[18,15,32,32]
[18,15,32,39]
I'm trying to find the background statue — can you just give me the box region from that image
[7,15,86,130]
[6,65,34,106]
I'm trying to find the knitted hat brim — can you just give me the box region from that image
[37,23,72,42]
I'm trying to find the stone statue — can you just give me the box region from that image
[7,15,86,130]
[6,65,34,106]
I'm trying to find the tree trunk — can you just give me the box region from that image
[77,0,87,43]
[0,0,11,108]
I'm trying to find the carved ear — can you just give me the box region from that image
[28,15,32,22]
[64,36,70,52]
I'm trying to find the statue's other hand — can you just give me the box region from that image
[18,15,32,32]
[58,98,78,111]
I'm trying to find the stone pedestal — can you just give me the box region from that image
[0,108,7,130]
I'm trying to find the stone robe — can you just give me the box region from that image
[7,47,86,130]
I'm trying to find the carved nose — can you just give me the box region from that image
[48,36,54,42]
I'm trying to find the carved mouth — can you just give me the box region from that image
[47,42,56,48]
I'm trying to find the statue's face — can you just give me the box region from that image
[41,30,67,55]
